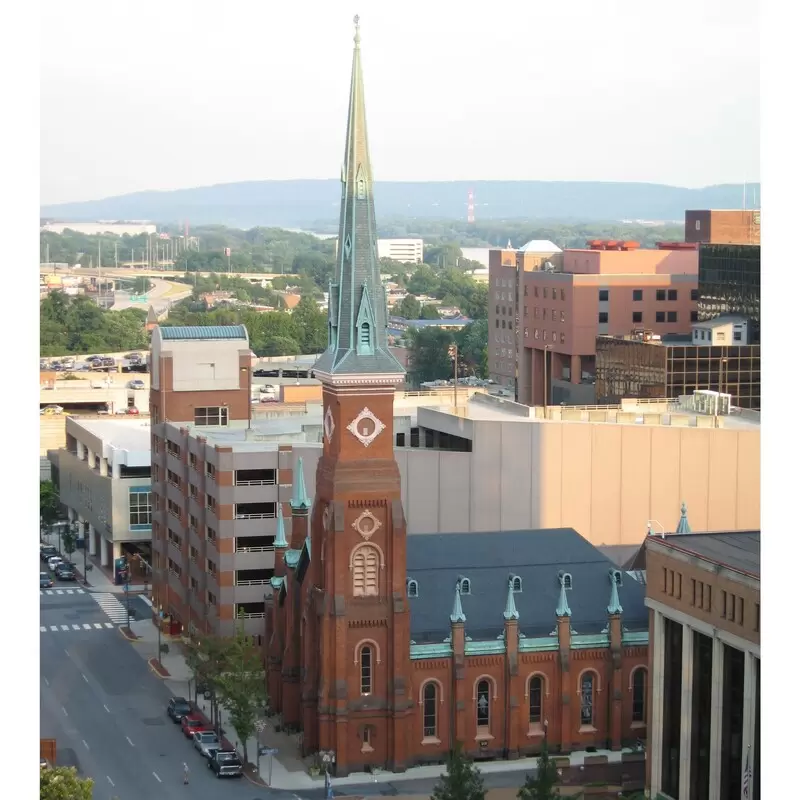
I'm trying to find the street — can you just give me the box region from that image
[39,586,259,800]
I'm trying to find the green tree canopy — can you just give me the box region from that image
[456,320,488,378]
[395,294,421,320]
[40,481,61,526]
[517,739,560,800]
[408,328,455,386]
[431,744,486,800]
[419,304,441,320]
[40,766,93,800]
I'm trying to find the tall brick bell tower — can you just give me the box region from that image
[309,15,410,776]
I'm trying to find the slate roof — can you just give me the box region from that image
[652,531,760,578]
[406,528,648,643]
[158,325,248,341]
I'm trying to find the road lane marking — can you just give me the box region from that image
[126,736,135,747]
[82,674,89,683]
[50,625,58,632]
[82,624,92,630]
[94,623,102,629]
[104,622,114,629]
[72,624,81,630]
[56,590,63,595]
[152,772,162,783]
[82,740,89,750]
[40,626,46,633]
[60,625,69,631]
[45,590,53,595]
[107,776,115,787]
[103,704,110,713]
[66,590,74,595]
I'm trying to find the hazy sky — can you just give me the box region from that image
[40,0,760,205]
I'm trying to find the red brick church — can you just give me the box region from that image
[264,18,650,777]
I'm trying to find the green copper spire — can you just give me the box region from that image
[290,458,311,510]
[274,513,288,548]
[607,570,623,615]
[503,578,519,621]
[312,16,405,383]
[556,574,572,617]
[450,582,466,624]
[676,502,691,534]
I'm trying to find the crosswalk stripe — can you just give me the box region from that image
[60,625,69,631]
[45,590,53,595]
[104,622,114,629]
[93,623,102,629]
[82,624,92,630]
[50,625,58,632]
[72,624,81,630]
[56,590,63,595]
[40,626,46,632]
[76,589,84,594]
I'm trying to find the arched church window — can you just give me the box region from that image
[360,645,373,695]
[352,545,379,597]
[632,668,647,723]
[360,322,371,347]
[423,682,437,738]
[476,680,490,730]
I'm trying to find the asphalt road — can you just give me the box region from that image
[39,585,259,800]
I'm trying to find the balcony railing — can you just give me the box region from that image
[235,545,275,553]
[235,579,271,586]
[235,512,276,520]
[236,612,265,619]
[168,538,182,551]
[235,478,277,487]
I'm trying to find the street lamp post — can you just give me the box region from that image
[82,521,89,585]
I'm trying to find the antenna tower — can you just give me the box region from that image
[467,189,475,224]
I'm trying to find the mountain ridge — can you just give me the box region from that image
[41,179,761,229]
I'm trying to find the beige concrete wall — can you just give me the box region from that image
[396,419,759,545]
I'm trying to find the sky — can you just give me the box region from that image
[40,0,760,205]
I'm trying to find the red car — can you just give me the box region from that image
[180,715,208,739]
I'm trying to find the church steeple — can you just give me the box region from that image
[312,15,405,384]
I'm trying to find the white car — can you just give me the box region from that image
[47,556,63,571]
[127,379,145,390]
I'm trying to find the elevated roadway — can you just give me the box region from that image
[41,264,285,282]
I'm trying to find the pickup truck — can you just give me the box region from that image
[208,750,243,779]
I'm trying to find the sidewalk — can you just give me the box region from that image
[120,615,635,791]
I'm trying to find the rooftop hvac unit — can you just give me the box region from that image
[692,390,732,416]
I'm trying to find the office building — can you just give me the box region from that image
[645,530,759,800]
[377,238,424,264]
[512,241,699,406]
[697,244,760,343]
[264,24,651,776]
[685,209,760,246]
[48,417,152,574]
[595,324,761,410]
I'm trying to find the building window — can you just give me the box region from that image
[524,307,528,317]
[550,309,556,322]
[166,440,181,458]
[691,311,699,322]
[695,220,701,231]
[691,289,699,301]
[599,290,609,301]
[529,676,543,724]
[560,289,566,301]
[129,490,152,528]
[459,577,471,595]
[580,673,595,727]
[189,453,197,469]
[195,407,229,427]
[534,286,539,298]
[207,591,217,606]
[534,329,540,340]
[524,327,529,338]
[656,289,666,301]
[496,305,500,314]
[495,319,499,328]
[560,333,565,344]
[632,311,643,323]
[352,545,379,597]
[423,682,437,738]
[633,289,643,301]
[668,289,678,301]
[407,579,418,598]
[534,308,539,319]
[632,668,646,723]
[476,680,491,729]
[598,312,609,323]
[755,603,760,632]
[667,311,678,323]
[734,331,742,341]
[502,320,506,329]
[360,645,373,695]
[206,558,217,577]
[656,311,666,323]
[512,576,522,593]
[560,311,565,322]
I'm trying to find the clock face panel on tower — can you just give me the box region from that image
[346,407,385,448]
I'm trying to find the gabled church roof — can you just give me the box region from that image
[312,17,404,381]
[406,528,648,643]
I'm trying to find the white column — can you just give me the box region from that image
[112,459,121,479]
[708,636,725,800]
[87,449,95,469]
[88,524,97,557]
[76,441,85,461]
[741,652,757,795]
[99,458,108,477]
[678,623,695,800]
[648,610,665,795]
[112,542,122,561]
[100,539,109,567]
[67,507,76,523]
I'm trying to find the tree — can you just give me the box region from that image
[261,336,302,356]
[408,328,454,386]
[407,265,439,295]
[456,320,489,379]
[291,295,328,353]
[396,294,421,320]
[419,304,441,320]
[183,633,229,734]
[517,739,560,800]
[40,481,61,527]
[40,766,94,800]
[215,620,268,764]
[431,743,486,800]
[61,528,77,561]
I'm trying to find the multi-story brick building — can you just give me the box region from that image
[643,530,760,800]
[263,20,654,778]
[685,209,760,246]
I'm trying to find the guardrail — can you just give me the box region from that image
[235,545,275,554]
[235,579,271,586]
[234,479,277,487]
[235,513,276,520]
[236,612,265,619]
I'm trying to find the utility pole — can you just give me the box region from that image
[114,242,118,269]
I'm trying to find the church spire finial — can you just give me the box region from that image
[353,14,360,46]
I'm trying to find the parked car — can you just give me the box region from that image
[40,405,64,416]
[55,565,76,582]
[192,731,221,760]
[47,556,63,571]
[127,379,145,390]
[126,407,140,415]
[180,715,207,739]
[208,750,243,779]
[40,572,54,588]
[40,546,58,562]
[166,697,192,723]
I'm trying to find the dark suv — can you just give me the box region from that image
[166,697,192,723]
